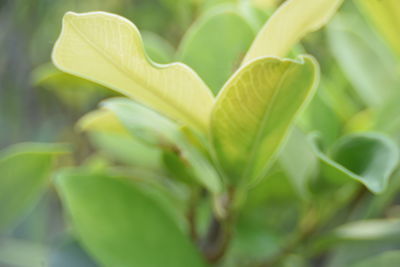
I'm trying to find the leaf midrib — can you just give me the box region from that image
[241,62,297,181]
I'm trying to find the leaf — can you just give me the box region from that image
[142,31,174,64]
[0,238,47,267]
[211,56,319,184]
[103,98,222,193]
[0,143,68,232]
[33,63,111,111]
[78,108,163,169]
[327,13,400,107]
[178,7,255,93]
[52,11,214,133]
[334,219,400,241]
[351,250,400,267]
[355,0,400,57]
[242,0,343,64]
[278,128,318,199]
[55,169,205,267]
[312,133,399,194]
[49,238,97,267]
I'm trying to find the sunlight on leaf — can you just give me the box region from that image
[242,0,343,64]
[52,12,214,133]
[211,56,319,185]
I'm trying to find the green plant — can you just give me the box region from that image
[2,0,400,266]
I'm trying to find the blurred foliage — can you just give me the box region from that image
[2,0,400,266]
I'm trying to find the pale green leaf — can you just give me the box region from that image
[278,128,318,199]
[242,0,343,64]
[0,143,68,232]
[178,7,255,93]
[356,0,400,57]
[78,108,162,169]
[211,56,319,184]
[103,98,222,193]
[327,13,400,107]
[52,12,214,133]
[0,238,47,267]
[55,169,205,267]
[142,31,174,64]
[33,63,110,111]
[334,219,400,241]
[312,133,399,194]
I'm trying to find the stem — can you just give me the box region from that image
[187,187,200,242]
[200,187,236,263]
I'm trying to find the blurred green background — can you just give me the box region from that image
[3,0,400,266]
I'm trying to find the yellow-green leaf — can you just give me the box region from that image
[78,109,163,169]
[242,0,343,64]
[356,0,400,57]
[52,12,214,133]
[211,56,319,185]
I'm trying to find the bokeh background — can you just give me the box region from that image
[2,0,400,266]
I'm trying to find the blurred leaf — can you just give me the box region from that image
[351,250,400,267]
[251,0,279,10]
[49,238,97,267]
[142,31,174,64]
[103,98,222,193]
[211,56,319,185]
[0,143,68,232]
[0,238,47,267]
[356,0,400,57]
[52,12,214,133]
[334,219,400,241]
[300,89,343,147]
[327,13,400,107]
[78,108,162,169]
[78,109,130,135]
[33,63,110,111]
[55,169,205,267]
[279,128,318,199]
[228,168,300,264]
[312,133,399,194]
[178,7,255,93]
[242,0,343,64]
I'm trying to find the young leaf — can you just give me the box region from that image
[312,133,399,194]
[211,56,319,185]
[52,12,214,133]
[0,143,68,232]
[242,0,343,64]
[178,7,255,93]
[103,98,222,193]
[55,170,205,267]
